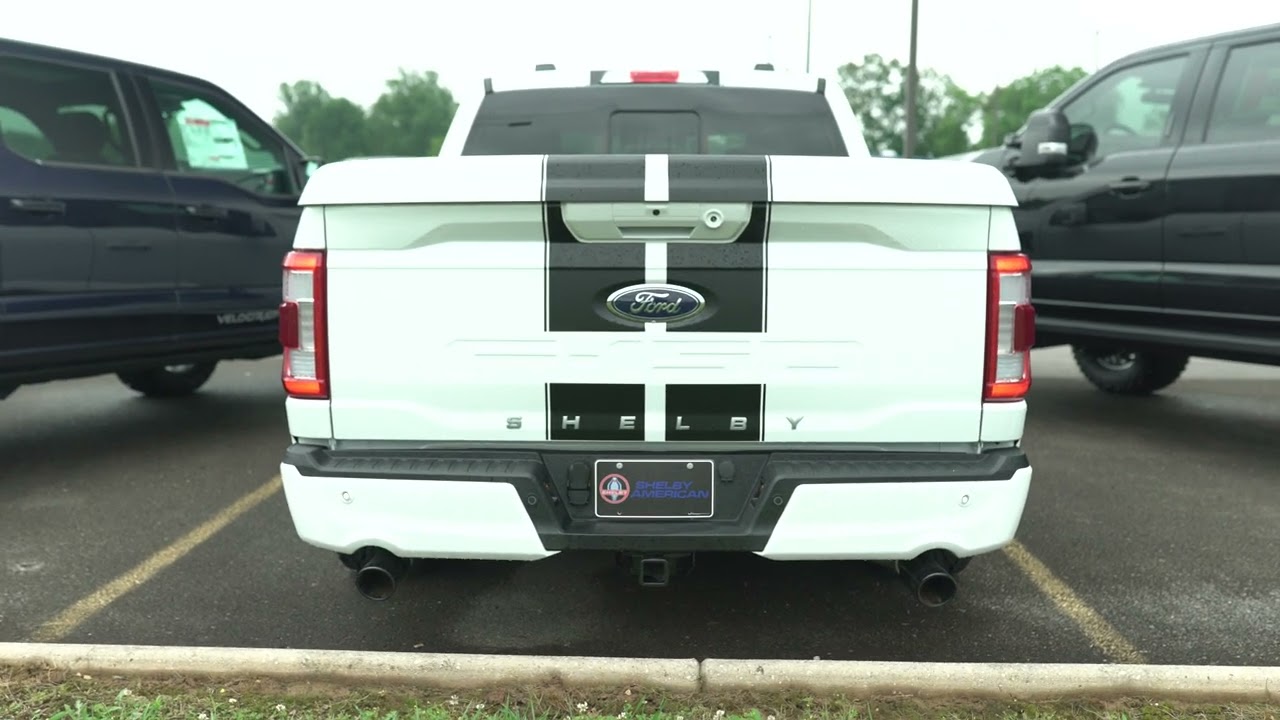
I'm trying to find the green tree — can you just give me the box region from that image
[978,65,1089,146]
[836,53,982,158]
[364,69,458,157]
[273,80,372,162]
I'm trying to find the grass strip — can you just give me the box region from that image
[2,667,1275,720]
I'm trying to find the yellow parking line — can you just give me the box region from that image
[1003,539,1148,664]
[28,475,283,643]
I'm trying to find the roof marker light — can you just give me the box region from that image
[630,70,680,83]
[597,70,710,85]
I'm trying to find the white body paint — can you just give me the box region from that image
[280,68,1033,570]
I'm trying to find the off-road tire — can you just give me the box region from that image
[117,361,218,398]
[1070,346,1190,396]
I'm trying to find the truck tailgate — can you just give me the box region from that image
[291,154,1024,445]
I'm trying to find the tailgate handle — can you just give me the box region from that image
[561,202,751,243]
[618,225,697,240]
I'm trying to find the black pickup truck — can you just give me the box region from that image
[951,22,1280,395]
[0,38,315,400]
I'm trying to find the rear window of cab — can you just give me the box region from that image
[460,85,848,156]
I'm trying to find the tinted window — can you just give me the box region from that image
[1061,55,1188,157]
[461,86,847,156]
[0,54,137,168]
[147,76,296,196]
[1206,40,1280,145]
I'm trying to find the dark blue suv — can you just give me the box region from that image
[0,37,313,399]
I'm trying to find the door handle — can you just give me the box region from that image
[1175,227,1227,238]
[1108,178,1151,196]
[183,204,229,220]
[106,241,152,252]
[9,198,66,215]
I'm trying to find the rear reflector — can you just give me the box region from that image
[280,250,329,399]
[984,252,1035,401]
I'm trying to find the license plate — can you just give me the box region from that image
[593,459,715,519]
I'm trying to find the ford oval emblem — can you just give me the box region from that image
[606,283,706,324]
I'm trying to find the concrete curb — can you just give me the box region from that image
[702,659,1279,703]
[0,643,701,693]
[1,643,1277,703]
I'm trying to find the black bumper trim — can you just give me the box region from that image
[283,445,1030,553]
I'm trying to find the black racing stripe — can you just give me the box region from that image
[666,203,769,333]
[665,384,764,442]
[547,383,645,441]
[545,155,646,202]
[666,156,769,334]
[544,203,645,332]
[666,154,769,202]
[544,155,646,332]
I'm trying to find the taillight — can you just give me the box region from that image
[280,250,328,399]
[984,252,1035,401]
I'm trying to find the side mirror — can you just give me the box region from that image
[1068,123,1098,159]
[303,156,322,179]
[1013,108,1072,175]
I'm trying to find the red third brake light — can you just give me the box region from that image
[280,250,329,399]
[984,252,1035,401]
[630,70,680,83]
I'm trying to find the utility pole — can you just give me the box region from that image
[904,0,919,158]
[804,0,814,73]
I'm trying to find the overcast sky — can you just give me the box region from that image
[5,0,1278,122]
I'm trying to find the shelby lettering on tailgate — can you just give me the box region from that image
[542,154,771,443]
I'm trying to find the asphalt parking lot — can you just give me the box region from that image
[2,347,1278,667]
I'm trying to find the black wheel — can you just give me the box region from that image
[1070,346,1189,396]
[117,361,218,398]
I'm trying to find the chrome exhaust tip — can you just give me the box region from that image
[898,551,959,607]
[353,547,408,601]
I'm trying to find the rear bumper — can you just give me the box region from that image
[279,444,1032,561]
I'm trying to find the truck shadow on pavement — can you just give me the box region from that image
[0,386,285,483]
[362,549,1075,663]
[1025,376,1280,466]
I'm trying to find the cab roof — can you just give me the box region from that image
[0,35,224,92]
[1117,20,1280,61]
[481,64,829,96]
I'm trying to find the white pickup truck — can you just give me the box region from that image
[277,65,1036,608]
